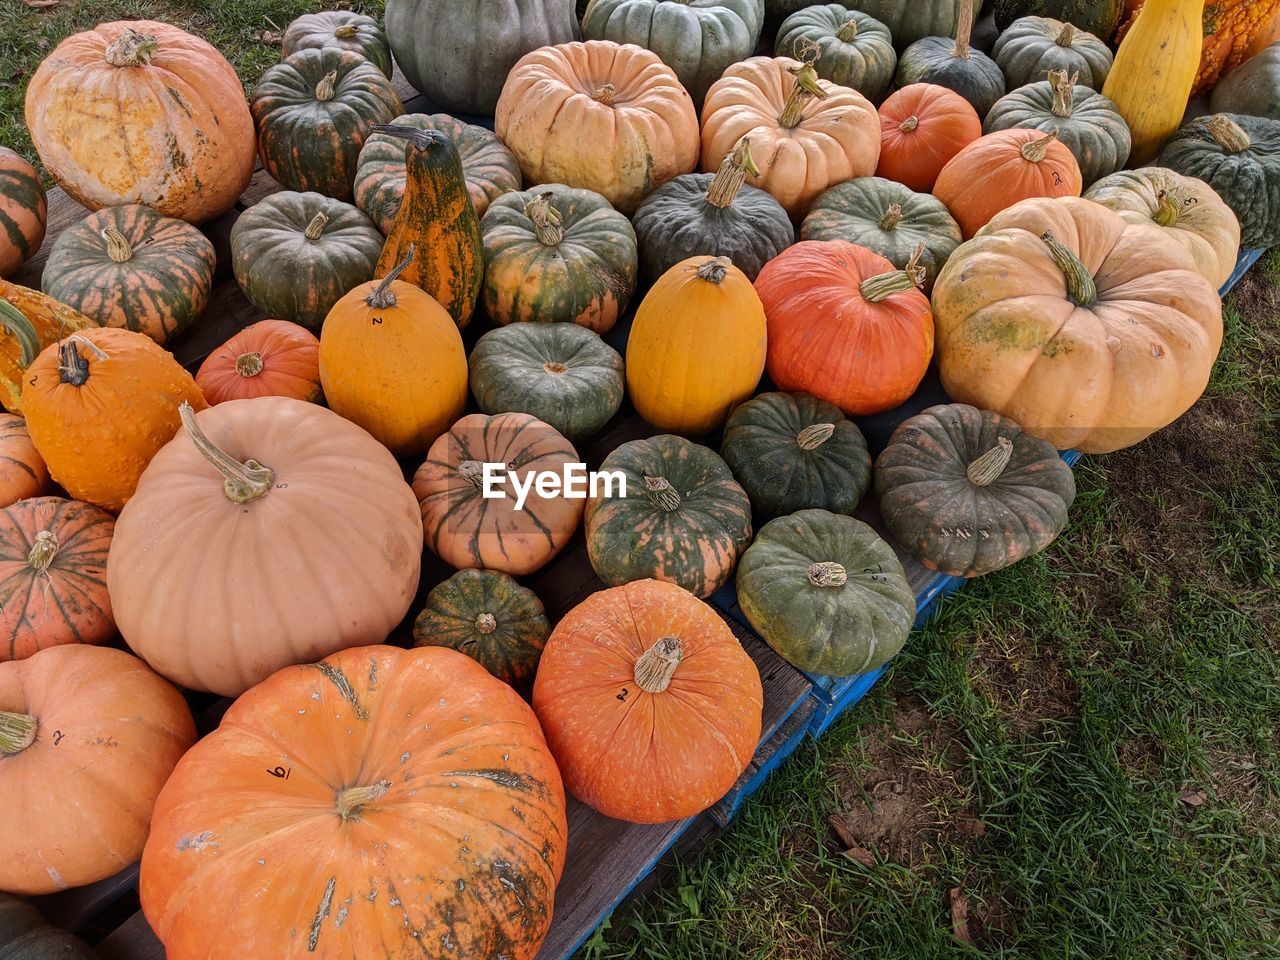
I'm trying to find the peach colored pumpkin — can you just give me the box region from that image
[0,414,48,507]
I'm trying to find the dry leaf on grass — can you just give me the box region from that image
[955,816,988,837]
[829,813,876,867]
[1179,786,1208,808]
[21,0,60,8]
[949,887,972,944]
[254,30,282,46]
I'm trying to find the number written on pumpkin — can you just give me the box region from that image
[51,729,65,746]
[267,765,292,780]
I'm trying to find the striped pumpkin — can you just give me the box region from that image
[195,320,321,405]
[0,414,48,508]
[0,148,46,279]
[0,280,93,413]
[42,205,215,345]
[0,497,114,662]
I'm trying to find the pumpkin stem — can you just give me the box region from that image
[1048,69,1077,118]
[952,0,974,59]
[706,138,760,209]
[1040,230,1097,307]
[105,27,158,67]
[694,256,732,284]
[303,211,330,241]
[899,115,919,133]
[335,779,391,821]
[57,335,107,387]
[642,475,682,512]
[27,530,58,574]
[796,422,835,450]
[590,82,616,105]
[1154,189,1185,227]
[101,227,133,263]
[1054,21,1076,46]
[806,561,848,587]
[877,202,903,231]
[458,460,488,489]
[634,636,682,693]
[0,712,36,755]
[367,244,415,309]
[1205,114,1251,153]
[475,613,498,635]
[1021,130,1059,162]
[179,401,276,504]
[524,192,565,246]
[0,298,41,369]
[967,436,1014,485]
[333,23,360,39]
[859,243,926,302]
[369,124,445,153]
[835,15,859,42]
[314,70,339,102]
[779,63,827,129]
[236,352,265,378]
[543,360,568,375]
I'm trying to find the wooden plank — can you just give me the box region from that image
[709,696,817,828]
[32,864,139,934]
[95,912,162,960]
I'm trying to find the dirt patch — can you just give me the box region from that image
[1203,747,1280,833]
[966,628,1079,733]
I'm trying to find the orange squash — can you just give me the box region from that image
[196,319,322,405]
[877,83,983,192]
[0,147,47,279]
[0,281,93,413]
[0,414,48,507]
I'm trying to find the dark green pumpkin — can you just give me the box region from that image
[894,9,1006,117]
[874,403,1076,578]
[775,6,897,101]
[281,11,394,79]
[585,434,753,599]
[992,0,1123,39]
[844,0,985,51]
[991,16,1113,90]
[0,893,97,960]
[469,322,625,440]
[251,47,403,200]
[736,508,914,676]
[230,191,383,330]
[1209,42,1280,122]
[412,569,550,686]
[720,391,872,518]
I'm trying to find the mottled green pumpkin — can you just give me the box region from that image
[281,10,394,79]
[991,17,1113,90]
[1210,43,1280,122]
[469,322,625,441]
[775,6,897,101]
[895,4,1006,117]
[736,508,914,676]
[0,147,46,280]
[0,892,98,960]
[992,0,1123,39]
[412,569,550,686]
[843,0,985,51]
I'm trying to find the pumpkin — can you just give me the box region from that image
[414,412,584,576]
[755,240,934,415]
[109,399,422,696]
[585,434,753,598]
[1157,113,1280,249]
[0,644,195,894]
[195,319,323,406]
[627,256,767,436]
[0,148,46,280]
[991,0,1125,36]
[25,21,254,224]
[0,282,93,414]
[934,128,1083,238]
[774,6,897,102]
[231,191,383,331]
[932,196,1223,453]
[875,403,1076,577]
[480,185,638,332]
[0,894,98,960]
[721,391,872,518]
[632,140,794,284]
[413,569,550,686]
[736,508,914,676]
[386,0,577,115]
[895,0,1006,117]
[140,644,567,960]
[0,414,48,507]
[496,41,700,215]
[843,0,985,50]
[469,322,625,441]
[875,83,982,192]
[992,17,1114,90]
[700,57,881,219]
[582,0,765,106]
[281,10,393,79]
[374,125,484,329]
[252,48,403,201]
[1084,167,1241,288]
[533,578,762,823]
[983,71,1131,185]
[319,249,468,457]
[1210,41,1280,120]
[22,328,206,512]
[799,176,963,289]
[41,204,216,345]
[354,113,522,232]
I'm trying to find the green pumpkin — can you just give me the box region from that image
[800,176,962,289]
[230,191,383,330]
[1209,42,1280,122]
[992,0,1123,39]
[874,403,1076,578]
[991,16,1112,90]
[1157,113,1280,249]
[720,391,872,518]
[983,71,1130,185]
[736,508,914,676]
[281,11,394,79]
[895,12,1006,117]
[585,435,753,599]
[775,6,897,101]
[0,893,98,960]
[844,0,985,51]
[251,47,403,200]
[413,569,550,686]
[469,322,625,440]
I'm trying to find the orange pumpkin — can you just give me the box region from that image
[876,83,982,193]
[0,414,48,507]
[0,281,93,413]
[0,147,47,279]
[196,319,322,405]
[140,644,567,960]
[0,644,195,894]
[533,579,762,823]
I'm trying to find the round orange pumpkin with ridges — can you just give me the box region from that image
[0,147,47,279]
[533,579,762,823]
[0,414,48,507]
[0,281,93,414]
[196,319,322,405]
[24,21,255,224]
[140,644,567,960]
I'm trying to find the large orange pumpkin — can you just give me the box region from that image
[0,280,93,413]
[0,413,48,507]
[140,644,567,960]
[0,644,195,894]
[195,319,322,405]
[876,83,982,193]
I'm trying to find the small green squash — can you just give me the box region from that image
[775,6,897,102]
[894,0,1005,116]
[0,892,98,960]
[1209,41,1280,121]
[991,17,1113,90]
[992,0,1124,39]
[281,10,394,78]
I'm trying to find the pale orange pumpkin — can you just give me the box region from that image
[0,414,48,507]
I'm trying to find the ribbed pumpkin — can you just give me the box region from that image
[0,894,98,960]
[25,21,254,223]
[627,256,767,436]
[469,322,625,441]
[0,644,195,894]
[281,10,393,78]
[414,412,584,576]
[774,6,897,102]
[109,399,422,696]
[354,113,522,232]
[22,328,206,512]
[755,240,934,415]
[843,0,985,50]
[1210,40,1280,120]
[414,569,550,686]
[533,578,763,823]
[992,17,1113,90]
[934,128,1083,238]
[721,391,872,518]
[481,185,638,332]
[195,319,322,406]
[0,414,48,508]
[736,509,915,676]
[875,404,1077,577]
[894,0,1006,117]
[876,83,982,192]
[319,250,468,457]
[0,148,46,280]
[140,644,567,960]
[231,191,383,331]
[251,48,403,200]
[42,204,216,345]
[0,281,93,413]
[992,0,1125,39]
[585,435,753,598]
